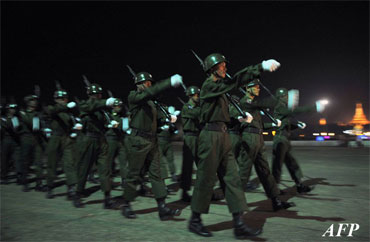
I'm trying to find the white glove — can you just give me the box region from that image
[108,120,119,128]
[75,117,81,122]
[174,110,181,116]
[121,117,129,131]
[170,115,177,123]
[43,128,52,138]
[262,59,281,72]
[316,100,327,113]
[260,110,265,116]
[106,97,116,107]
[272,119,282,127]
[238,112,253,123]
[161,124,170,130]
[288,89,299,110]
[70,133,77,138]
[297,121,306,129]
[170,74,183,87]
[73,123,83,130]
[67,102,76,109]
[168,106,175,114]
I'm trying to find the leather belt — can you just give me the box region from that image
[242,127,262,134]
[203,122,228,133]
[184,131,199,136]
[228,130,240,135]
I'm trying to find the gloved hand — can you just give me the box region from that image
[43,128,52,138]
[316,100,327,113]
[272,119,282,127]
[170,74,183,87]
[106,97,116,107]
[161,124,170,130]
[70,133,77,138]
[288,89,299,110]
[73,123,83,130]
[297,121,306,129]
[168,106,181,116]
[262,59,281,72]
[107,120,119,128]
[170,115,177,123]
[238,112,253,123]
[67,102,76,109]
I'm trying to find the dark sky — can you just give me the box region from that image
[2,1,369,125]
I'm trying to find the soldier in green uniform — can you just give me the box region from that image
[105,98,129,186]
[189,53,279,239]
[179,86,201,202]
[18,95,46,192]
[121,71,182,221]
[238,79,297,212]
[74,83,117,209]
[1,101,21,184]
[272,87,326,193]
[44,89,81,206]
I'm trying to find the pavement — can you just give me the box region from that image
[1,145,369,241]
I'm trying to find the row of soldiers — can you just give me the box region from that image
[1,52,327,239]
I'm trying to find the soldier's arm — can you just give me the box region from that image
[275,104,316,118]
[45,104,68,116]
[128,78,171,104]
[181,105,200,119]
[79,99,107,113]
[200,79,237,99]
[233,64,263,86]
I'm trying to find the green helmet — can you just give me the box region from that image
[275,87,288,98]
[186,86,200,96]
[204,53,228,72]
[135,72,153,84]
[113,98,123,106]
[87,83,103,95]
[24,95,39,104]
[246,79,260,88]
[6,103,18,109]
[54,89,68,99]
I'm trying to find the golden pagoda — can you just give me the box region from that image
[348,103,370,131]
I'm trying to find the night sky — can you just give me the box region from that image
[2,1,369,125]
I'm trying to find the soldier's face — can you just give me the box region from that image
[214,62,227,79]
[8,108,16,115]
[55,98,68,104]
[191,93,199,103]
[28,100,38,109]
[247,85,260,97]
[113,106,122,112]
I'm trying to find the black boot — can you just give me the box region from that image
[233,212,262,239]
[297,183,314,193]
[67,185,76,201]
[181,190,192,203]
[157,197,181,221]
[73,192,84,208]
[103,192,115,209]
[22,183,30,192]
[188,212,212,237]
[0,177,9,185]
[243,181,259,192]
[271,197,295,211]
[46,187,54,199]
[171,173,178,182]
[35,180,46,192]
[87,173,99,184]
[121,200,136,219]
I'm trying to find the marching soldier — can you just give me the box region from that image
[179,86,201,202]
[272,87,326,193]
[74,82,117,209]
[105,98,129,186]
[1,100,21,184]
[44,88,81,206]
[18,94,47,192]
[121,71,182,221]
[238,79,297,212]
[189,53,279,239]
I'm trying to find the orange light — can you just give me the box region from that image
[299,134,305,137]
[272,131,276,136]
[319,118,327,125]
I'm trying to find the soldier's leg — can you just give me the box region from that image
[19,137,34,191]
[34,142,45,191]
[285,149,303,185]
[1,138,12,181]
[191,131,220,214]
[76,136,95,194]
[239,134,258,188]
[106,139,119,178]
[96,139,111,193]
[46,137,60,189]
[165,142,176,181]
[62,137,79,186]
[118,141,129,185]
[272,142,288,184]
[180,137,195,196]
[158,141,169,180]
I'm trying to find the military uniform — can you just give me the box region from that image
[158,124,176,181]
[228,101,242,164]
[1,108,21,183]
[238,95,279,197]
[272,99,315,186]
[44,99,79,199]
[18,102,46,191]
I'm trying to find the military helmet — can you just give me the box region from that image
[246,79,260,88]
[87,83,103,95]
[113,98,123,106]
[204,53,228,72]
[275,87,288,98]
[6,103,18,109]
[135,72,153,84]
[24,95,39,104]
[54,89,68,99]
[186,86,200,96]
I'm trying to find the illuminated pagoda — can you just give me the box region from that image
[348,103,370,131]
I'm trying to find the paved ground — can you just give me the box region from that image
[1,145,369,241]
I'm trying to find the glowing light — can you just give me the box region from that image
[313,133,320,136]
[272,131,276,136]
[328,133,335,136]
[262,132,269,135]
[320,132,327,136]
[316,136,324,141]
[320,99,329,105]
[364,132,370,136]
[299,134,305,137]
[324,136,330,139]
[319,118,327,125]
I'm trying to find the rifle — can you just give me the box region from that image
[191,50,247,118]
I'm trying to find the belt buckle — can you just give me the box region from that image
[222,125,227,133]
